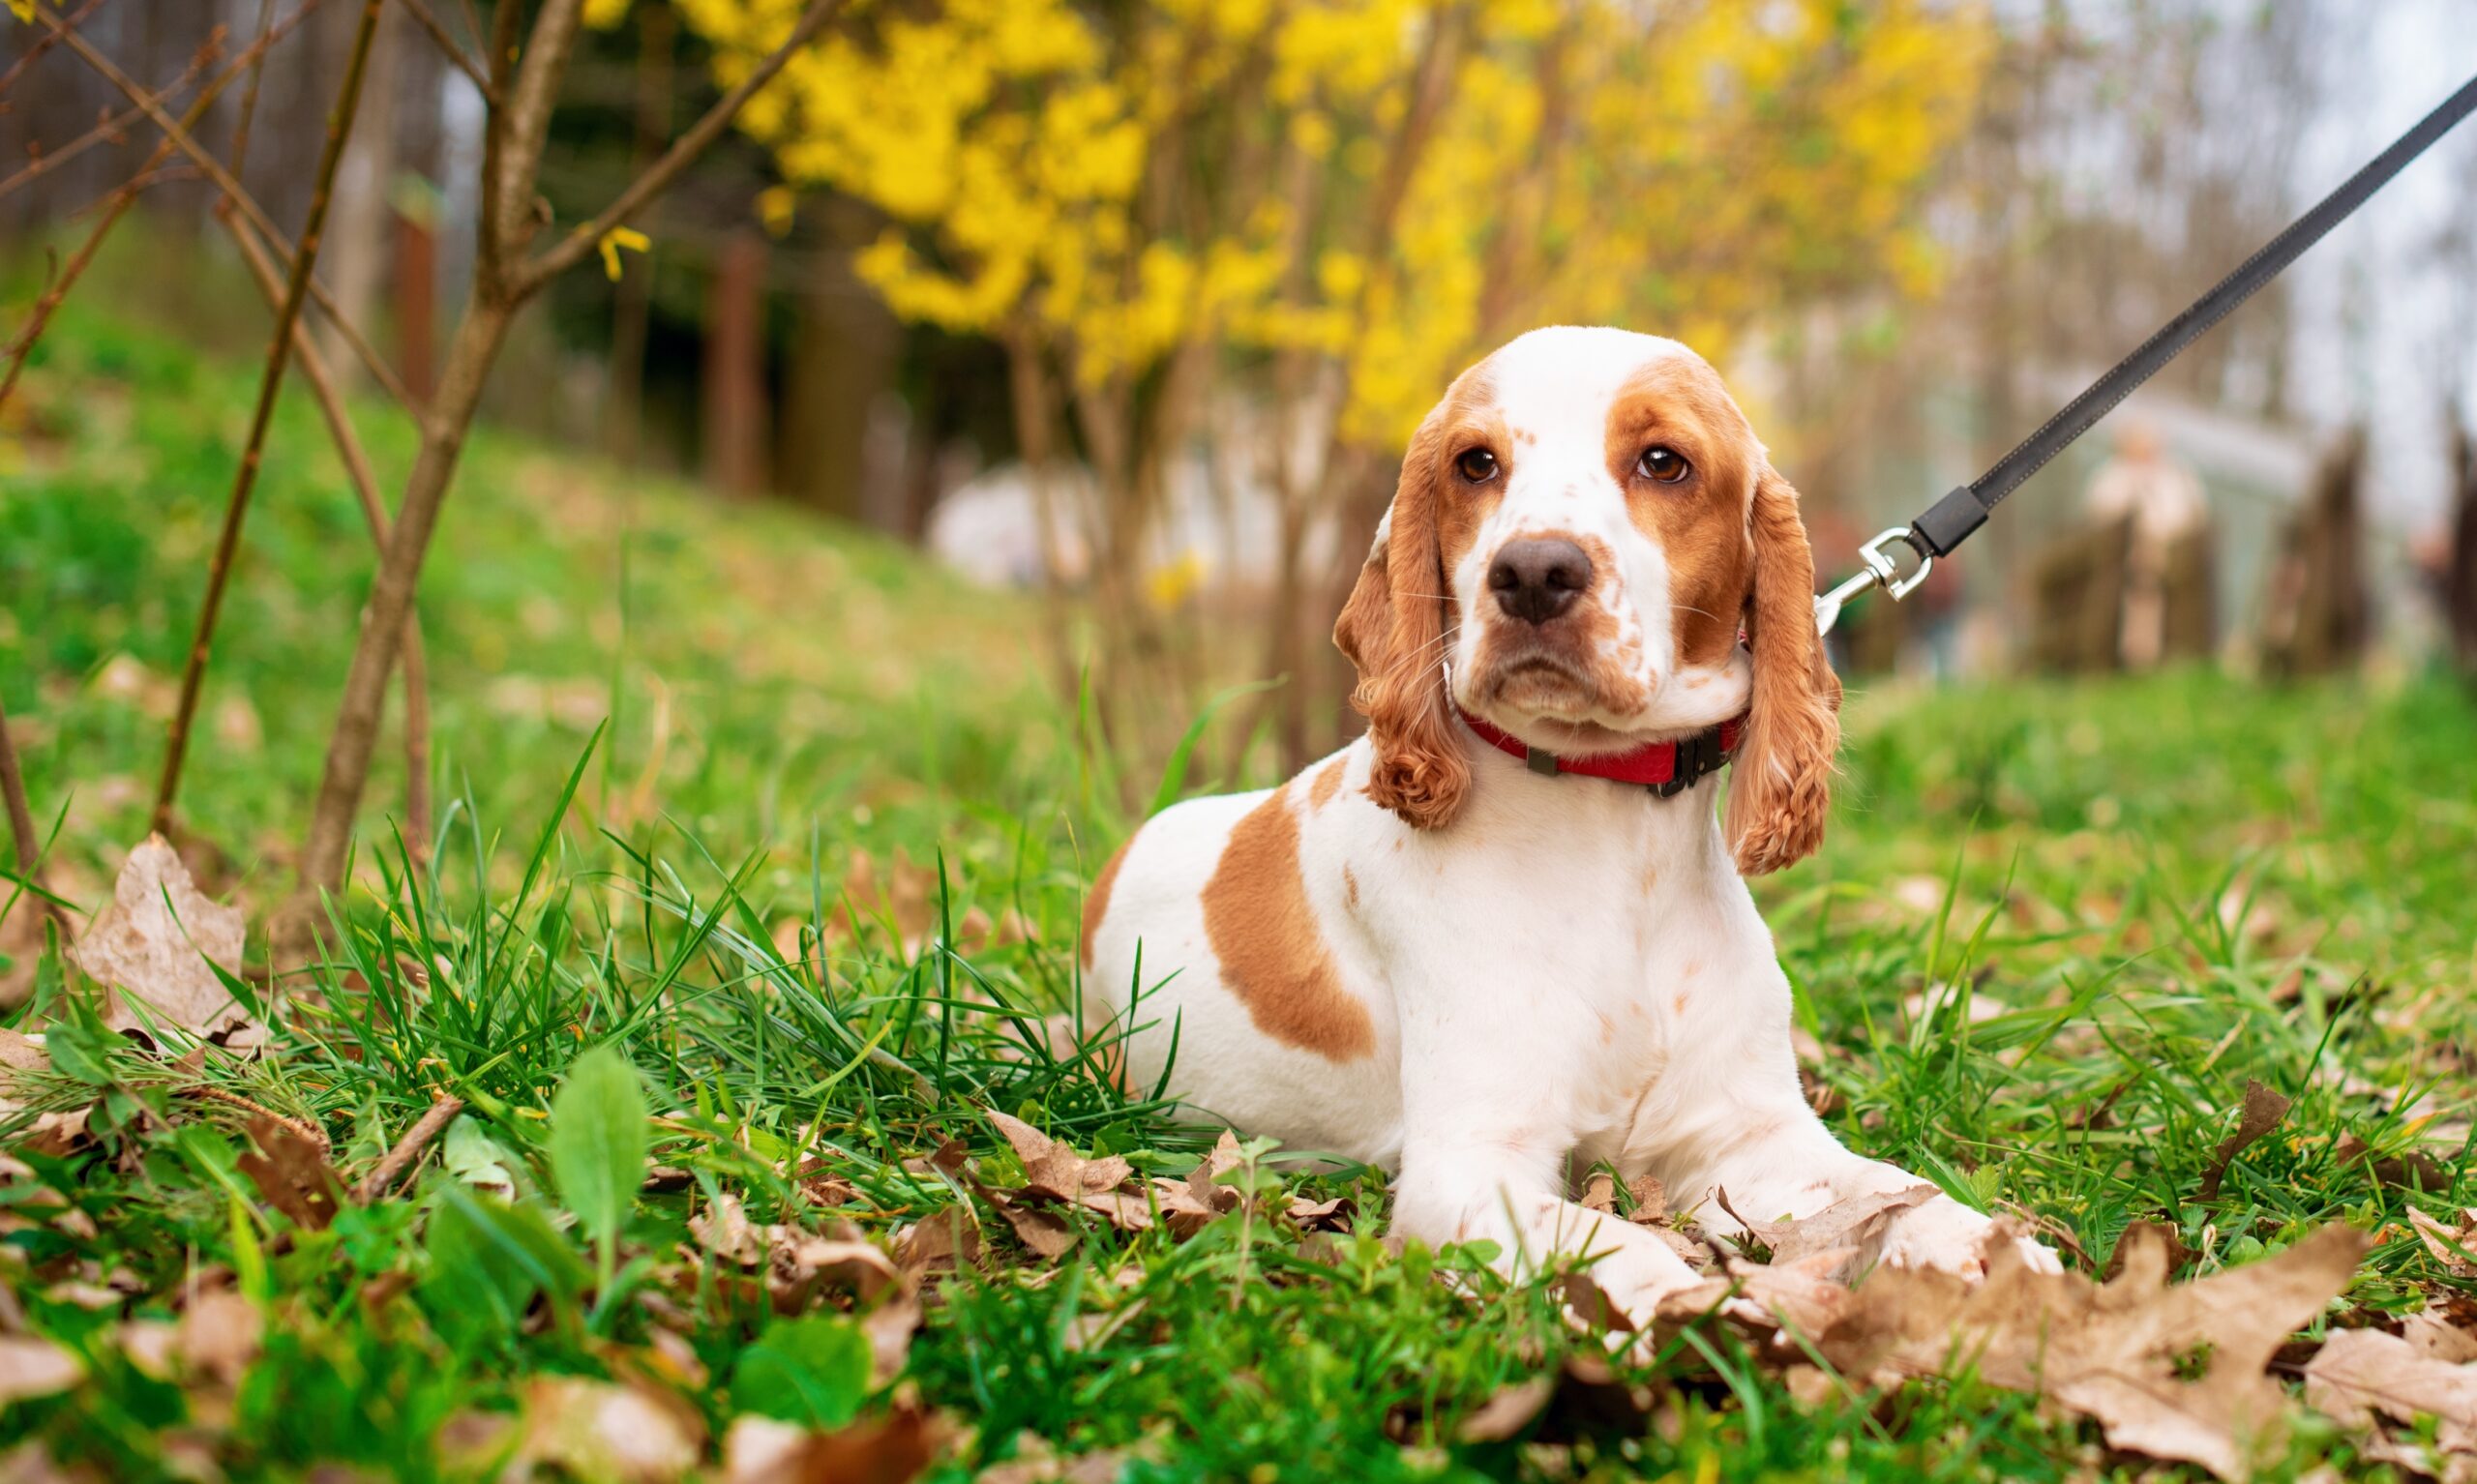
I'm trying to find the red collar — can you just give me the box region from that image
[1459,709,1745,797]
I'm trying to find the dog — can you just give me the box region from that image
[1082,327,2053,1322]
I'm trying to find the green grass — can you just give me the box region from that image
[3,294,2474,1482]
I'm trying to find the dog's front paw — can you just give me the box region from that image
[1875,1197,2061,1281]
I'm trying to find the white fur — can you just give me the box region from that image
[1088,328,2053,1324]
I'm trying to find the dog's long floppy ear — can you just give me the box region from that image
[1725,461,1841,875]
[1335,408,1469,830]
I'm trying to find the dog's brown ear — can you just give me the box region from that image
[1725,462,1840,875]
[1335,409,1468,830]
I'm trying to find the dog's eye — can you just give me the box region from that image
[1637,446,1690,484]
[1454,448,1500,484]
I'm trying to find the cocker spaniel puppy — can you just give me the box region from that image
[1083,327,2052,1321]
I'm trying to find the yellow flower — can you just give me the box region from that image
[756,186,797,237]
[596,225,651,282]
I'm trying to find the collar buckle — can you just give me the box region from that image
[1650,728,1724,798]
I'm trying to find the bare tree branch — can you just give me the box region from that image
[154,0,387,836]
[0,0,109,101]
[224,214,435,860]
[396,0,494,103]
[0,694,67,933]
[492,0,587,269]
[0,15,230,205]
[0,34,237,416]
[516,0,844,292]
[290,0,851,932]
[225,0,282,178]
[350,1094,464,1202]
[39,9,419,415]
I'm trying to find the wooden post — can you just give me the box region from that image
[391,207,435,403]
[702,228,768,497]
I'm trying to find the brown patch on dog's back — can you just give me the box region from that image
[1308,757,1346,810]
[1079,836,1134,970]
[1203,790,1376,1061]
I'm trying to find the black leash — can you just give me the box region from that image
[1816,70,2477,636]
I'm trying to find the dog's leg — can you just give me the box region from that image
[1668,1090,2060,1280]
[1392,1139,1713,1321]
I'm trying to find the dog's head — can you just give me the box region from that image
[1334,326,1839,875]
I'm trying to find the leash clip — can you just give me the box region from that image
[1813,525,1933,638]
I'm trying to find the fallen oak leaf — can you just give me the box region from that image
[71,835,249,1037]
[2407,1206,2477,1279]
[721,1402,940,1484]
[893,1206,980,1282]
[1455,1376,1556,1443]
[2405,1309,2477,1364]
[1654,1249,1861,1341]
[235,1114,343,1232]
[2333,1133,2454,1194]
[2302,1326,2477,1456]
[767,1225,904,1314]
[1760,1186,1942,1277]
[1819,1221,2369,1480]
[691,1193,766,1267]
[0,1335,83,1404]
[2197,1079,2292,1202]
[1285,1194,1354,1232]
[2103,1218,2194,1282]
[176,1288,261,1388]
[517,1375,705,1484]
[985,1189,1077,1261]
[984,1111,1152,1232]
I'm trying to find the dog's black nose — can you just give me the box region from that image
[1488,538,1593,625]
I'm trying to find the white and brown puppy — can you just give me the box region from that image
[1082,326,2051,1321]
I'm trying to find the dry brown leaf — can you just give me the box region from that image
[517,1376,705,1483]
[1455,1376,1556,1442]
[0,1335,83,1405]
[2333,1134,2454,1194]
[1286,1194,1354,1232]
[1656,1250,1860,1339]
[2103,1218,2194,1282]
[1726,1185,1941,1278]
[1818,1222,2368,1480]
[2406,1310,2477,1364]
[2303,1326,2477,1460]
[895,1207,982,1282]
[691,1193,766,1267]
[2197,1079,2292,1202]
[987,1191,1078,1260]
[861,1294,922,1386]
[1625,1175,1668,1226]
[177,1288,261,1387]
[235,1115,343,1232]
[2408,1206,2477,1278]
[986,1111,1151,1232]
[719,1403,938,1484]
[117,1321,179,1380]
[0,1028,45,1076]
[71,835,248,1036]
[767,1226,904,1314]
[1579,1172,1617,1214]
[975,1436,1149,1484]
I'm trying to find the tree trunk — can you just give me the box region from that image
[392,208,435,402]
[295,288,514,915]
[780,202,900,522]
[701,228,769,497]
